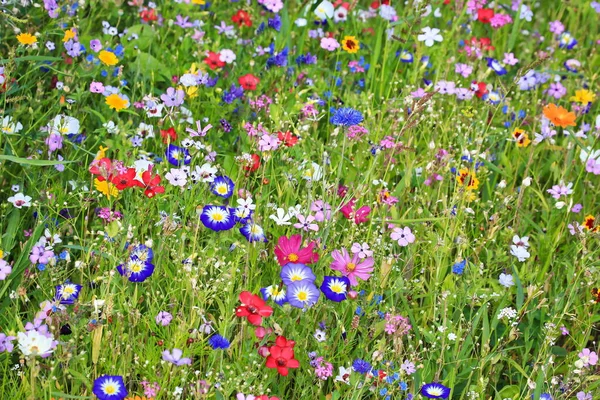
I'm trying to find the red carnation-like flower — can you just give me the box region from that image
[242,154,261,172]
[160,127,177,144]
[274,234,319,266]
[238,74,260,91]
[142,168,165,198]
[477,9,494,24]
[265,336,299,376]
[111,168,143,190]
[232,10,252,27]
[277,131,298,147]
[89,157,114,182]
[204,51,225,70]
[235,291,273,326]
[140,8,158,22]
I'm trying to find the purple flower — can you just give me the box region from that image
[30,245,54,265]
[45,133,63,153]
[155,311,173,326]
[571,204,583,213]
[280,263,316,286]
[454,63,472,78]
[162,348,192,366]
[546,82,567,99]
[160,87,185,107]
[549,20,565,35]
[0,333,16,353]
[89,39,102,52]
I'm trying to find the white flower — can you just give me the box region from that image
[17,330,55,357]
[294,18,307,27]
[499,273,515,288]
[334,366,352,384]
[314,0,334,19]
[522,176,532,187]
[333,6,348,23]
[165,168,188,187]
[302,162,323,181]
[1,116,24,134]
[519,5,533,21]
[447,333,457,341]
[512,235,529,248]
[190,163,217,183]
[179,73,199,87]
[417,27,443,47]
[237,198,256,211]
[269,208,292,226]
[314,329,327,342]
[7,193,32,208]
[137,122,155,138]
[103,120,118,134]
[580,147,600,163]
[219,49,236,64]
[379,4,396,21]
[50,114,80,136]
[510,245,530,262]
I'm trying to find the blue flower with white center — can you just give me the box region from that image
[320,276,350,302]
[210,175,235,198]
[486,58,506,75]
[55,283,82,304]
[116,256,155,282]
[483,91,502,105]
[200,205,235,231]
[287,281,320,309]
[131,244,153,263]
[92,375,127,400]
[330,107,364,127]
[558,32,577,49]
[421,382,451,399]
[165,144,191,166]
[233,206,253,224]
[280,263,316,286]
[398,50,413,63]
[261,285,288,305]
[240,222,267,243]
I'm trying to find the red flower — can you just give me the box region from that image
[204,51,225,70]
[477,9,494,24]
[256,396,280,400]
[238,74,260,91]
[265,336,299,376]
[277,131,298,147]
[340,198,371,224]
[111,168,143,190]
[232,10,252,27]
[274,234,319,266]
[472,81,488,99]
[160,127,177,144]
[235,291,273,326]
[242,154,261,172]
[140,8,158,22]
[89,158,114,181]
[142,168,165,198]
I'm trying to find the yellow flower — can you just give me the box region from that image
[341,36,359,53]
[63,28,76,43]
[182,85,199,98]
[456,168,479,190]
[94,178,119,198]
[191,0,205,3]
[516,133,531,147]
[98,50,118,66]
[0,250,3,259]
[570,89,596,106]
[16,33,37,46]
[95,146,108,160]
[106,94,128,111]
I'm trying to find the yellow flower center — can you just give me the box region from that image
[346,262,356,272]
[297,291,308,301]
[288,253,299,262]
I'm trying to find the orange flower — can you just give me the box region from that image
[125,396,153,400]
[542,104,576,128]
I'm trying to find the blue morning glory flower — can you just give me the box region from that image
[210,176,235,198]
[320,276,350,302]
[200,205,236,231]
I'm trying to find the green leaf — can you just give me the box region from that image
[0,154,75,166]
[1,208,21,253]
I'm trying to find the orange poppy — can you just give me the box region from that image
[542,104,576,128]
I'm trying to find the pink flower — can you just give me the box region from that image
[90,81,105,93]
[490,13,512,28]
[294,214,319,232]
[503,52,519,66]
[586,158,600,175]
[340,198,371,224]
[329,248,374,286]
[310,200,331,222]
[274,234,319,266]
[391,227,415,246]
[578,348,598,367]
[320,37,340,51]
[0,259,12,280]
[258,134,280,151]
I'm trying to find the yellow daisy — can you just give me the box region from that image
[94,178,119,198]
[16,33,37,46]
[98,50,118,66]
[570,89,596,106]
[105,94,128,111]
[341,36,360,54]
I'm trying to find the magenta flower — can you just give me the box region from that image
[391,227,415,247]
[578,348,598,367]
[294,214,319,232]
[329,248,374,286]
[162,348,192,366]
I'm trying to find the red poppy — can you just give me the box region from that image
[204,51,225,70]
[265,336,299,376]
[160,127,177,144]
[477,8,494,24]
[274,234,319,266]
[142,168,165,198]
[232,10,252,27]
[235,291,273,326]
[472,81,488,99]
[256,396,280,400]
[277,130,298,147]
[111,168,142,190]
[238,73,260,91]
[242,154,261,172]
[89,158,114,181]
[140,8,158,22]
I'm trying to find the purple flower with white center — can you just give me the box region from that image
[155,311,173,326]
[454,63,472,78]
[350,243,373,259]
[160,87,185,107]
[486,58,507,75]
[162,348,192,366]
[547,182,573,199]
[287,281,320,309]
[391,227,415,247]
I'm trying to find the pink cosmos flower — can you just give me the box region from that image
[391,227,415,246]
[320,37,340,51]
[329,248,374,286]
[274,234,319,266]
[294,214,319,232]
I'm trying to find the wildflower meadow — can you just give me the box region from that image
[1,0,600,399]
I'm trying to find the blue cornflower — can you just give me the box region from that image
[268,15,281,31]
[452,259,467,275]
[400,381,408,391]
[352,359,372,374]
[330,107,364,127]
[379,388,388,395]
[208,334,230,350]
